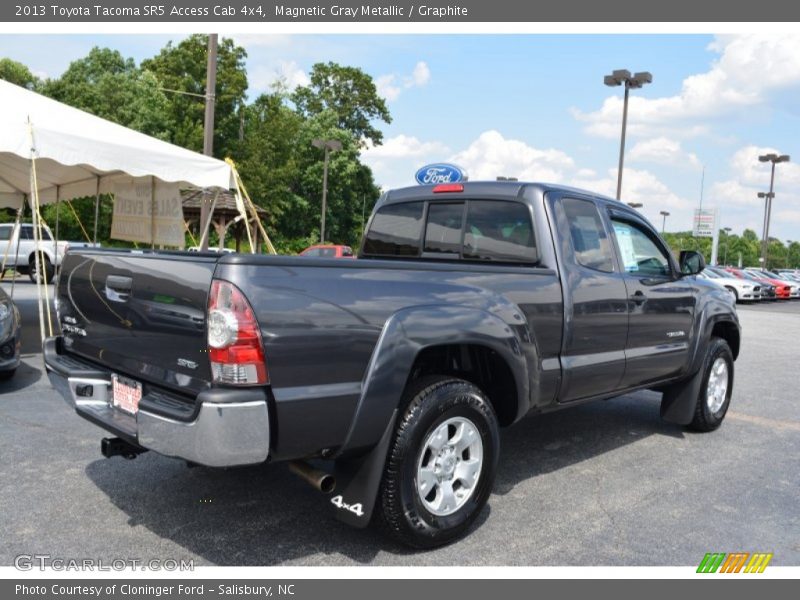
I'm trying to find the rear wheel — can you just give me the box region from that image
[378,376,499,549]
[689,337,734,432]
[29,255,54,284]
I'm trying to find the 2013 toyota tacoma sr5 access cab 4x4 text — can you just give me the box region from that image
[45,181,740,548]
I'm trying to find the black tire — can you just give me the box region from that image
[378,376,500,549]
[29,255,54,284]
[688,337,734,432]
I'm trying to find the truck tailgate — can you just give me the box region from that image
[56,250,218,396]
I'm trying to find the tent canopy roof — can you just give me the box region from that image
[0,80,234,209]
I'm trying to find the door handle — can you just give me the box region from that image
[630,290,647,305]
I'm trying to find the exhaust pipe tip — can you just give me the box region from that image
[289,460,336,494]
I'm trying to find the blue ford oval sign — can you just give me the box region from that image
[415,163,466,185]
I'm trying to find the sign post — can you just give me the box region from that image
[694,208,718,265]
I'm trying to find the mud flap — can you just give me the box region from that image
[660,367,703,425]
[331,410,397,528]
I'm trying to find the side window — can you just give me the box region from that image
[463,200,537,263]
[362,201,424,257]
[318,248,336,257]
[424,203,464,254]
[302,248,321,257]
[562,198,614,273]
[610,218,671,277]
[0,227,10,242]
[20,226,33,240]
[341,247,354,257]
[41,228,53,241]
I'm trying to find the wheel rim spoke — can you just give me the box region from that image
[706,357,729,413]
[454,458,481,487]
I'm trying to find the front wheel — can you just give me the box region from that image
[378,376,500,549]
[689,337,734,432]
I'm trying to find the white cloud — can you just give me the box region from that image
[448,130,575,182]
[376,61,431,102]
[574,34,800,139]
[411,61,431,86]
[230,34,294,48]
[628,137,702,170]
[249,60,309,93]
[705,145,800,237]
[362,135,449,159]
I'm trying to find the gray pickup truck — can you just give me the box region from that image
[44,181,740,548]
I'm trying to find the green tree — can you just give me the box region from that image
[142,35,248,158]
[0,57,39,89]
[42,47,173,139]
[292,62,392,146]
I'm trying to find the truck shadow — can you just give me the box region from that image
[84,390,682,565]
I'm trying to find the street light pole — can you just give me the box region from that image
[758,153,790,269]
[660,210,670,234]
[604,69,652,200]
[312,138,343,244]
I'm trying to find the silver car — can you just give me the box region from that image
[0,286,21,379]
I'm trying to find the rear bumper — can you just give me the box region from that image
[44,337,270,467]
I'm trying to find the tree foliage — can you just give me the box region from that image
[0,57,39,89]
[42,47,174,140]
[141,35,248,158]
[292,62,392,146]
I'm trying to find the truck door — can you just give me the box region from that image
[605,208,696,387]
[551,195,628,402]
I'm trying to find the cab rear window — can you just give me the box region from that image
[362,199,537,264]
[362,201,424,257]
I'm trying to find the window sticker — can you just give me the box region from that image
[614,224,638,272]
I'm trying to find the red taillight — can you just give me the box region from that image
[207,279,268,385]
[432,184,464,193]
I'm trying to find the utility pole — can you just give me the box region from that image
[199,33,218,251]
[758,153,790,269]
[312,139,342,243]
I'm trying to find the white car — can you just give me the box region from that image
[702,266,761,302]
[0,222,69,283]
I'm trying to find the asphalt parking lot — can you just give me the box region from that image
[1,280,798,566]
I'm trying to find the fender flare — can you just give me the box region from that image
[330,305,530,528]
[336,304,530,459]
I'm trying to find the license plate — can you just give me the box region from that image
[111,374,142,415]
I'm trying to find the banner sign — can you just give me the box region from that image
[111,177,185,248]
[693,208,717,238]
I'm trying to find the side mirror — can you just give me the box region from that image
[679,250,706,275]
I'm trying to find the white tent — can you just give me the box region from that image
[0,79,236,342]
[0,79,234,208]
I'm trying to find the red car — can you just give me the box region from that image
[724,267,791,299]
[299,244,355,259]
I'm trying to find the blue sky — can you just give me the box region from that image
[2,33,799,240]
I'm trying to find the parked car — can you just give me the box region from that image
[0,222,69,283]
[300,244,355,258]
[725,267,788,299]
[45,181,740,548]
[745,268,799,298]
[702,266,761,302]
[0,286,21,380]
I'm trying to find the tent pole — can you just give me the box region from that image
[9,196,25,298]
[93,177,100,244]
[150,176,156,250]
